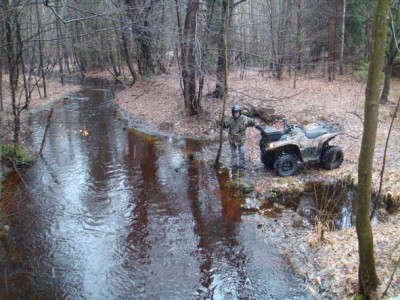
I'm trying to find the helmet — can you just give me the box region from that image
[231,104,241,117]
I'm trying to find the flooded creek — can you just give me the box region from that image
[0,85,308,299]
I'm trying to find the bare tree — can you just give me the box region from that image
[381,0,400,102]
[339,0,346,75]
[181,0,200,116]
[356,0,390,296]
[296,0,302,70]
[213,0,246,98]
[35,0,47,97]
[215,0,230,166]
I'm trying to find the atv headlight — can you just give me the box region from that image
[268,143,275,148]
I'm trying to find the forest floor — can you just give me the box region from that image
[110,66,400,299]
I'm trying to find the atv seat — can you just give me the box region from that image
[305,127,328,139]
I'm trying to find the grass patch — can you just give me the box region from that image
[0,144,37,168]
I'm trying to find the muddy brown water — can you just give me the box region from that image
[0,86,308,299]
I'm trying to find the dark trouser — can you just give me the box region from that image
[229,142,246,168]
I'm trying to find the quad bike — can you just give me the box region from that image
[256,118,344,177]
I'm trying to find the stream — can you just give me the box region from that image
[0,84,308,299]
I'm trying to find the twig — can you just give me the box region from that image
[228,86,304,102]
[378,96,400,196]
[348,111,364,124]
[38,107,53,157]
[382,240,400,296]
[4,269,8,295]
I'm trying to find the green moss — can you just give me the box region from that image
[0,144,37,167]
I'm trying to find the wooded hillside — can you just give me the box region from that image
[0,1,392,121]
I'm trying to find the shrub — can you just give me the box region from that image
[0,144,36,168]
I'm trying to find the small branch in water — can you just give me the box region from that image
[39,107,53,157]
[4,268,8,295]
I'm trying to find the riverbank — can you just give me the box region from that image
[0,74,81,133]
[113,67,400,299]
[0,75,81,179]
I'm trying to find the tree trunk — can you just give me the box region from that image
[339,0,346,75]
[0,47,3,112]
[108,40,120,77]
[213,0,246,97]
[380,1,400,102]
[356,0,390,297]
[5,0,25,148]
[198,0,216,104]
[73,22,87,74]
[381,56,394,102]
[35,0,47,98]
[296,0,302,70]
[327,0,338,81]
[182,0,200,116]
[276,0,289,80]
[55,0,64,85]
[267,0,277,77]
[215,0,230,166]
[213,1,227,98]
[125,0,156,78]
[118,2,138,84]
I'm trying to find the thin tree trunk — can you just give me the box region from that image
[0,52,3,112]
[356,0,390,296]
[4,0,18,147]
[327,0,336,81]
[267,0,277,78]
[381,2,400,102]
[377,96,400,199]
[55,0,64,85]
[296,0,302,70]
[119,13,138,83]
[339,0,346,75]
[381,56,394,102]
[35,0,47,98]
[182,0,200,116]
[16,19,30,107]
[215,0,230,166]
[213,0,246,97]
[276,0,289,80]
[0,12,4,111]
[198,0,216,104]
[213,2,227,98]
[108,40,120,77]
[126,0,155,78]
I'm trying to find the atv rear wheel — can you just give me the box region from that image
[321,146,344,170]
[261,152,275,168]
[274,153,298,177]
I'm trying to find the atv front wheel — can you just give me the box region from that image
[321,146,344,170]
[274,153,298,177]
[261,152,275,168]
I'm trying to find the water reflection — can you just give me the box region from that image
[0,86,307,299]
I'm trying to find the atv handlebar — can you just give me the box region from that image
[255,118,300,133]
[279,118,301,133]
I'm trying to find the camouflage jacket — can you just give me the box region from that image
[223,115,256,145]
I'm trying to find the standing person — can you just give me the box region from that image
[223,104,258,169]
